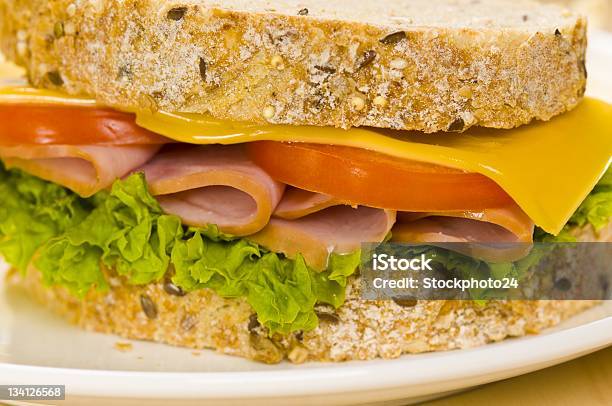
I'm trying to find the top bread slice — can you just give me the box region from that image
[0,0,587,132]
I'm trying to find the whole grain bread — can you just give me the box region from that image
[5,267,599,364]
[5,221,609,364]
[0,0,587,132]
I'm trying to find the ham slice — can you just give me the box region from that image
[274,188,345,219]
[0,144,160,197]
[140,145,284,236]
[272,189,532,242]
[268,189,533,264]
[394,205,534,243]
[392,206,535,262]
[249,206,396,271]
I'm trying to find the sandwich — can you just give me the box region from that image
[0,0,610,364]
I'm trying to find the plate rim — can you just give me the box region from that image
[1,315,610,399]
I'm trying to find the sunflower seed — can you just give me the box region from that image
[167,7,187,21]
[447,117,465,132]
[163,281,186,296]
[314,65,336,74]
[393,297,418,308]
[199,57,207,82]
[315,310,340,324]
[46,71,64,86]
[248,313,260,333]
[380,31,406,45]
[357,50,377,70]
[140,294,158,319]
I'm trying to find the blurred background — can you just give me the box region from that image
[539,0,612,30]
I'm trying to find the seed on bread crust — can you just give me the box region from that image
[270,55,285,70]
[373,95,388,107]
[53,22,64,38]
[288,344,309,364]
[350,95,366,111]
[297,8,309,16]
[393,297,418,307]
[249,334,283,364]
[198,57,207,82]
[314,65,336,74]
[380,31,406,45]
[447,117,465,132]
[248,313,260,333]
[315,308,341,324]
[163,281,186,296]
[140,294,158,319]
[357,50,377,70]
[262,106,275,119]
[46,71,63,86]
[167,7,188,21]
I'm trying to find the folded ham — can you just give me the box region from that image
[254,189,533,266]
[392,206,535,262]
[140,145,285,236]
[249,205,396,271]
[274,188,345,219]
[0,144,160,197]
[394,206,534,243]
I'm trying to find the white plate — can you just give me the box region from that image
[1,30,612,406]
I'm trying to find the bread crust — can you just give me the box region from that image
[6,266,597,364]
[0,0,587,132]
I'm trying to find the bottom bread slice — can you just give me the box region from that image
[6,266,597,364]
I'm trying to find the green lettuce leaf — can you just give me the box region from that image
[35,239,106,297]
[36,173,185,294]
[171,228,360,334]
[0,169,359,335]
[0,165,89,272]
[312,250,361,308]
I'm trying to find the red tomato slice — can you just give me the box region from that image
[247,141,514,211]
[0,104,169,145]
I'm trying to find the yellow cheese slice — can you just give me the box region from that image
[0,65,610,235]
[134,101,612,235]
